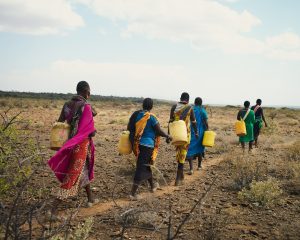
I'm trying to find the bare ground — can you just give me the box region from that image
[1,98,300,239]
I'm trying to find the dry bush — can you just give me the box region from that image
[212,135,231,154]
[268,111,277,120]
[1,109,84,239]
[273,161,300,180]
[261,120,277,135]
[230,156,267,190]
[280,141,300,195]
[0,99,8,107]
[285,119,299,126]
[285,112,298,120]
[201,215,220,240]
[50,217,94,240]
[238,178,283,207]
[286,141,300,161]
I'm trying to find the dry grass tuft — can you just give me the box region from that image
[238,178,283,207]
[286,141,300,161]
[230,156,267,190]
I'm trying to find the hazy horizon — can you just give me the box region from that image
[1,89,300,109]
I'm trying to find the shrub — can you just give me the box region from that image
[50,217,94,240]
[268,111,277,120]
[238,178,283,207]
[261,120,277,135]
[231,157,267,190]
[0,111,42,198]
[286,141,300,161]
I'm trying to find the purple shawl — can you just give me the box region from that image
[48,104,96,183]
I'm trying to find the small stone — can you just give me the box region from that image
[249,229,259,236]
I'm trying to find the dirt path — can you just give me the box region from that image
[77,156,224,218]
[23,155,224,233]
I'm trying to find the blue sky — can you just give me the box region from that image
[0,0,299,106]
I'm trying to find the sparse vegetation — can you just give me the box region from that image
[230,156,267,190]
[0,94,299,239]
[50,217,94,240]
[286,141,300,161]
[238,178,283,207]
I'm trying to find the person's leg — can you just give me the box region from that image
[148,177,159,193]
[198,155,203,169]
[85,184,100,207]
[175,163,184,186]
[85,184,93,203]
[148,177,154,189]
[187,157,193,175]
[253,122,259,148]
[131,182,139,196]
[249,141,253,152]
[241,142,245,150]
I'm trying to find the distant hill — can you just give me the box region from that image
[0,90,168,104]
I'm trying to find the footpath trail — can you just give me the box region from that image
[24,155,225,232]
[77,156,224,219]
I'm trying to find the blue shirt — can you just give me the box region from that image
[136,111,158,148]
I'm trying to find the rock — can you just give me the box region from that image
[92,187,100,192]
[186,226,195,230]
[249,229,259,236]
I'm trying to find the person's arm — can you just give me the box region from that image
[91,106,97,117]
[203,108,209,130]
[190,109,199,138]
[251,110,256,124]
[154,123,172,142]
[168,105,176,134]
[169,105,176,123]
[237,110,241,120]
[261,109,268,127]
[204,119,209,130]
[57,103,66,122]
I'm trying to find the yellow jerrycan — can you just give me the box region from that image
[202,131,216,147]
[118,131,132,155]
[50,122,71,150]
[169,120,188,146]
[235,120,246,136]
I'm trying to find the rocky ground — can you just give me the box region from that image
[1,98,299,239]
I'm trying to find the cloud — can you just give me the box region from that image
[0,0,84,35]
[265,32,300,61]
[220,0,240,3]
[76,0,300,61]
[76,0,262,54]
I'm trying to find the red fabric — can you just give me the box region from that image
[61,138,89,189]
[48,104,96,183]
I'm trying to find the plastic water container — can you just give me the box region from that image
[235,120,246,136]
[118,131,132,155]
[202,131,216,147]
[50,122,70,150]
[169,120,188,146]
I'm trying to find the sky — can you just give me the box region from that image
[0,0,299,107]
